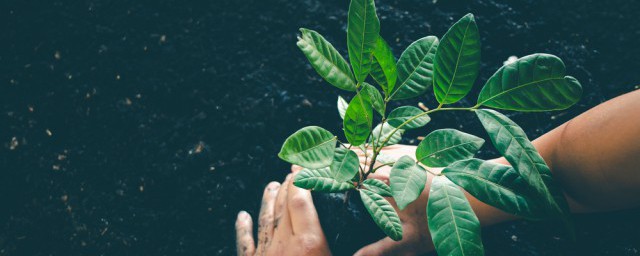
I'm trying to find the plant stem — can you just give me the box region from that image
[362,143,369,174]
[338,139,350,149]
[425,168,438,176]
[371,162,394,172]
[364,107,389,183]
[377,106,476,149]
[362,105,477,179]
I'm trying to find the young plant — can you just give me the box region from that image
[279,0,582,254]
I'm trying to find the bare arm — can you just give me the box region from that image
[533,89,640,211]
[356,89,640,255]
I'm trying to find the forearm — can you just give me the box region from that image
[451,90,640,226]
[535,89,640,211]
[488,90,640,214]
[355,90,640,255]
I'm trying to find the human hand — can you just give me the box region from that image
[235,174,332,256]
[353,145,437,256]
[291,144,436,255]
[352,144,517,255]
[292,145,437,255]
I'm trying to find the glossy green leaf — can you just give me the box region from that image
[278,126,337,169]
[363,179,392,197]
[370,36,398,95]
[390,36,439,100]
[344,91,373,146]
[362,82,385,116]
[390,156,428,210]
[297,28,357,91]
[477,53,582,111]
[337,95,348,119]
[360,188,403,241]
[347,0,380,82]
[476,109,573,230]
[428,176,484,256]
[539,169,575,238]
[443,158,546,219]
[416,129,484,167]
[330,147,360,182]
[370,122,404,147]
[294,168,355,192]
[433,13,481,104]
[376,153,397,165]
[387,106,431,129]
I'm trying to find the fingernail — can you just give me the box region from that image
[266,182,280,191]
[238,210,249,220]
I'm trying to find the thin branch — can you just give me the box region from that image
[375,106,476,153]
[338,139,350,149]
[371,162,394,173]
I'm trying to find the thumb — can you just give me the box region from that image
[354,237,413,256]
[290,164,303,173]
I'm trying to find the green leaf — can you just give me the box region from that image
[363,179,392,197]
[337,95,348,119]
[347,0,380,82]
[297,28,357,91]
[294,168,355,192]
[330,147,360,182]
[539,169,575,238]
[278,126,337,169]
[390,156,428,210]
[344,91,373,146]
[362,82,385,116]
[376,153,397,165]
[433,13,481,104]
[415,129,484,167]
[476,109,573,231]
[390,36,439,100]
[387,106,431,129]
[370,36,398,95]
[477,53,582,111]
[360,188,403,241]
[370,122,404,147]
[428,176,484,256]
[443,158,546,219]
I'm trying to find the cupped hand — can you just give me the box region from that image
[235,174,332,256]
[292,144,438,256]
[351,144,515,255]
[353,145,437,256]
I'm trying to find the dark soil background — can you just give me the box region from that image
[1,0,639,255]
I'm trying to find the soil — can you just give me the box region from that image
[1,0,639,255]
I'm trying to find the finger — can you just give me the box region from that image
[273,174,293,235]
[368,168,391,182]
[235,211,256,256]
[359,158,372,173]
[287,173,322,234]
[255,182,280,254]
[290,165,303,173]
[355,224,434,256]
[354,237,414,256]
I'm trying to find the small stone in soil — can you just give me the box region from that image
[9,137,19,150]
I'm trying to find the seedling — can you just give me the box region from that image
[279,0,581,254]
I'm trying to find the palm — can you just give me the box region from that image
[354,145,437,256]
